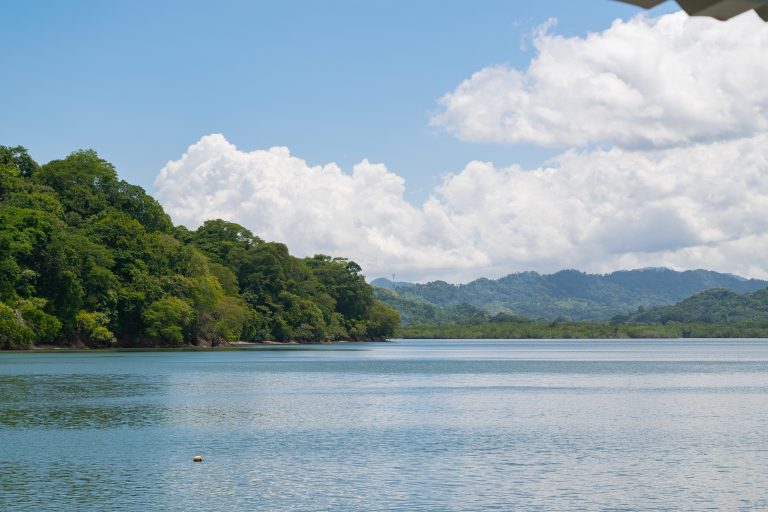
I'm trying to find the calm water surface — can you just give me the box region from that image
[2,339,768,511]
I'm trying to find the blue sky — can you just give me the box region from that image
[3,0,676,200]
[6,1,768,282]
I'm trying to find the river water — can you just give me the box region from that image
[2,339,768,511]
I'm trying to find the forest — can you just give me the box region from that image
[0,146,399,349]
[373,268,768,322]
[397,287,768,339]
[398,320,768,339]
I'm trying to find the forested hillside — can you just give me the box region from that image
[373,269,768,323]
[0,146,398,349]
[625,287,768,324]
[397,286,768,340]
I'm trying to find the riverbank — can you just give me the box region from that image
[397,321,768,339]
[20,337,389,351]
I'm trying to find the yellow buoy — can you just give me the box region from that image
[193,455,203,462]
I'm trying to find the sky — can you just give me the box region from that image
[4,0,768,282]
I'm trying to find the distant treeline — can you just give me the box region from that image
[373,267,768,323]
[398,287,768,339]
[399,321,768,339]
[0,146,398,349]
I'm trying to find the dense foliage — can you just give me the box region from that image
[399,321,768,339]
[398,286,768,339]
[373,269,768,323]
[624,287,768,325]
[0,146,398,349]
[372,288,493,325]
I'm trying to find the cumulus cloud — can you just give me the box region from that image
[155,12,768,282]
[156,133,768,282]
[155,134,491,281]
[431,12,768,148]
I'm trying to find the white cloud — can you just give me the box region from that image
[156,133,768,282]
[154,11,768,283]
[431,12,768,148]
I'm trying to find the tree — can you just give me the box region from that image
[0,302,34,349]
[36,149,117,220]
[74,310,116,347]
[19,300,61,344]
[143,296,194,344]
[363,301,400,338]
[306,255,373,320]
[279,291,328,341]
[191,219,262,263]
[0,145,40,178]
[211,296,251,342]
[0,146,396,348]
[105,180,173,233]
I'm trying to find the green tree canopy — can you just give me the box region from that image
[0,146,398,348]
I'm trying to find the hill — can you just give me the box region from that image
[0,145,398,349]
[373,268,768,323]
[397,286,768,340]
[626,287,768,325]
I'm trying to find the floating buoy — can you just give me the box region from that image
[193,455,203,462]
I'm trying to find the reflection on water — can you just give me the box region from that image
[0,404,164,429]
[0,374,164,429]
[1,340,768,511]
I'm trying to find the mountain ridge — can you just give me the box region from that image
[372,268,768,323]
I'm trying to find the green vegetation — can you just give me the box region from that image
[398,287,768,339]
[0,145,398,349]
[373,288,492,325]
[624,288,768,324]
[373,268,768,322]
[399,321,768,339]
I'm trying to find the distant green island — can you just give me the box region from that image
[374,271,768,339]
[0,146,399,349]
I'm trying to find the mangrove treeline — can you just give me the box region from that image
[0,145,399,349]
[396,287,768,339]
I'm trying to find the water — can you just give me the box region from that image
[2,339,768,511]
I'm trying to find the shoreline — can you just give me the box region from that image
[21,338,389,351]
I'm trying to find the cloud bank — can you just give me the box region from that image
[156,12,768,282]
[156,132,768,282]
[431,12,768,148]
